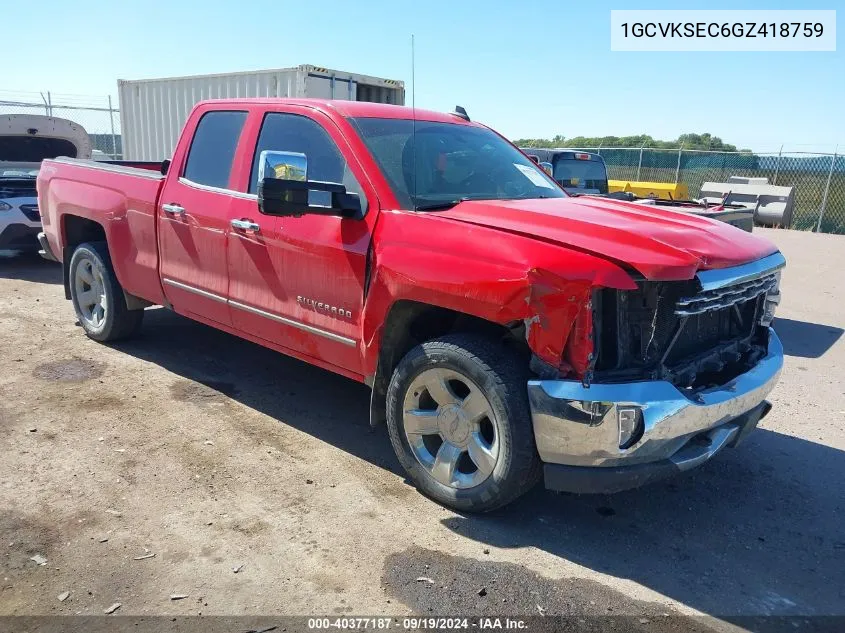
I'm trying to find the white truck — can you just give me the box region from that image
[0,114,91,252]
[118,65,405,160]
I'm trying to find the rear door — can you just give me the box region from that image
[157,109,248,325]
[226,107,378,375]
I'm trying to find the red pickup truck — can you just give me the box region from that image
[37,99,785,511]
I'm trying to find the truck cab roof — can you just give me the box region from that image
[193,98,479,125]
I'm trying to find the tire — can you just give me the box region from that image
[386,334,542,512]
[69,241,143,342]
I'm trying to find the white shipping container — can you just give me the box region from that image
[118,65,405,160]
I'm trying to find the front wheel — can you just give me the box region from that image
[386,334,541,512]
[69,242,143,342]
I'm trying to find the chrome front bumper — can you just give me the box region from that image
[528,328,783,491]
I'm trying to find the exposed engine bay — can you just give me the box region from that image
[592,269,781,391]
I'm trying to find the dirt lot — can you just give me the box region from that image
[1,228,843,624]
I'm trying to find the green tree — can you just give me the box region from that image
[514,133,742,152]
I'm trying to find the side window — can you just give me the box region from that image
[183,111,247,189]
[249,113,368,213]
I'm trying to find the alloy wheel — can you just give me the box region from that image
[402,367,500,490]
[74,257,107,329]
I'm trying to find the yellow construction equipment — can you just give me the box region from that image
[608,180,690,201]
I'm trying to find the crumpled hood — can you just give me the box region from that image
[437,196,779,281]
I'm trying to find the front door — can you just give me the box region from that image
[158,110,248,325]
[226,109,378,375]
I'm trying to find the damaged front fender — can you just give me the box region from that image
[523,268,596,377]
[361,211,637,380]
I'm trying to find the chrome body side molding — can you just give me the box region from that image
[228,300,357,347]
[162,278,356,347]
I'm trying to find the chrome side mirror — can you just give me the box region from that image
[538,161,553,177]
[258,150,308,183]
[257,149,361,219]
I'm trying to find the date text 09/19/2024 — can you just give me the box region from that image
[307,617,528,629]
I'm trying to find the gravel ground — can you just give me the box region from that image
[0,228,843,625]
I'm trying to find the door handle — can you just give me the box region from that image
[162,203,185,215]
[230,218,260,232]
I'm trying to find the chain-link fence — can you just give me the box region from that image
[569,146,845,234]
[3,91,844,234]
[0,90,122,159]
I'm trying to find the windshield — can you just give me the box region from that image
[350,118,565,209]
[553,158,608,193]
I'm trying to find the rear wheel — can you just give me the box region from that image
[386,334,541,512]
[69,242,143,342]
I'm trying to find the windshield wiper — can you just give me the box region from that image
[414,196,475,211]
[415,201,460,211]
[415,194,557,210]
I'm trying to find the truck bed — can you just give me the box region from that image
[38,157,167,306]
[50,158,164,179]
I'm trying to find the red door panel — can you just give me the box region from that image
[157,108,249,326]
[226,208,287,342]
[227,198,366,372]
[158,180,234,325]
[225,107,380,376]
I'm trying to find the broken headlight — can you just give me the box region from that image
[760,271,782,327]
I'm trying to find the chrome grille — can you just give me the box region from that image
[675,274,778,317]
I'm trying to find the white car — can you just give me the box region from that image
[1,114,91,252]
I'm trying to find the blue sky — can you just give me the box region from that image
[3,0,842,152]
